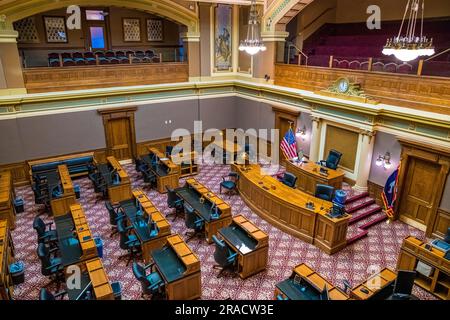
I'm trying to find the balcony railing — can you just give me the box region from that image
[23,62,189,93]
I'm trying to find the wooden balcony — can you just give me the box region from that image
[275,64,450,114]
[23,63,189,93]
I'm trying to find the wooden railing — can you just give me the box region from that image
[23,63,189,93]
[275,63,450,114]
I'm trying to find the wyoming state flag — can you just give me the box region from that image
[381,163,401,219]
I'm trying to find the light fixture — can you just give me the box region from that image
[376,152,392,170]
[239,0,266,56]
[382,0,435,62]
[296,126,307,140]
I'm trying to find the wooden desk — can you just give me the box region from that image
[218,215,269,279]
[274,263,348,300]
[147,147,180,193]
[233,164,350,254]
[0,172,15,229]
[179,178,232,243]
[171,151,199,178]
[151,234,201,300]
[84,258,114,300]
[0,220,14,300]
[106,156,132,203]
[51,165,77,217]
[70,204,98,262]
[350,268,397,300]
[397,236,450,300]
[132,189,172,263]
[285,160,345,195]
[211,140,243,163]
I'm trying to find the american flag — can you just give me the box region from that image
[280,127,298,159]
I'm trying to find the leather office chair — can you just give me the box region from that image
[33,217,58,245]
[212,235,238,278]
[315,184,335,202]
[166,186,184,221]
[281,172,297,189]
[132,261,165,299]
[166,145,174,157]
[105,201,124,238]
[184,204,205,243]
[36,243,64,287]
[445,227,450,244]
[320,149,343,170]
[117,219,141,266]
[142,169,157,188]
[39,288,67,300]
[220,172,239,197]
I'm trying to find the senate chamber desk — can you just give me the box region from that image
[350,268,397,300]
[232,164,351,254]
[397,236,450,300]
[0,171,16,229]
[0,219,14,300]
[96,156,133,204]
[285,160,345,196]
[150,234,201,300]
[176,178,232,243]
[218,215,269,279]
[275,263,348,300]
[118,189,172,263]
[50,165,77,217]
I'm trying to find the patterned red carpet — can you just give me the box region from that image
[11,163,436,300]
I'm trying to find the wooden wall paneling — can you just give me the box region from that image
[274,64,450,114]
[99,107,137,161]
[395,138,450,237]
[23,63,189,93]
[324,124,359,172]
[432,209,450,240]
[368,180,384,207]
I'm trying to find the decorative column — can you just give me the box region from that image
[252,30,289,83]
[309,116,322,162]
[0,18,25,94]
[354,130,376,192]
[181,32,201,81]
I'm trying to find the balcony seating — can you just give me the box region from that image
[298,19,450,77]
[47,49,161,67]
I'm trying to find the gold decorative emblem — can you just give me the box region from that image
[320,77,378,104]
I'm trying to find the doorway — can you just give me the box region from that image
[99,107,137,161]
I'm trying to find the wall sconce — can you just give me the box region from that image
[376,152,392,170]
[296,126,307,141]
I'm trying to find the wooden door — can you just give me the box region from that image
[398,157,441,229]
[273,107,300,164]
[99,107,137,161]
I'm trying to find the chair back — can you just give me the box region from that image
[166,145,174,157]
[39,288,55,300]
[212,235,231,267]
[315,184,335,201]
[282,172,297,188]
[184,205,197,229]
[326,149,343,170]
[105,201,117,225]
[166,186,180,207]
[33,217,46,238]
[117,219,130,250]
[132,262,151,294]
[37,243,52,275]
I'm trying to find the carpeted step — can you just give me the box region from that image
[359,213,388,230]
[345,191,369,204]
[346,229,369,245]
[349,203,382,224]
[345,197,375,213]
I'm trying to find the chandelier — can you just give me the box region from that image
[382,0,435,62]
[239,0,266,56]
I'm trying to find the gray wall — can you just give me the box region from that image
[235,97,275,141]
[199,97,236,130]
[369,131,402,186]
[0,110,105,164]
[135,100,198,142]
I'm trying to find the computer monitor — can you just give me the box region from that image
[393,270,416,296]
